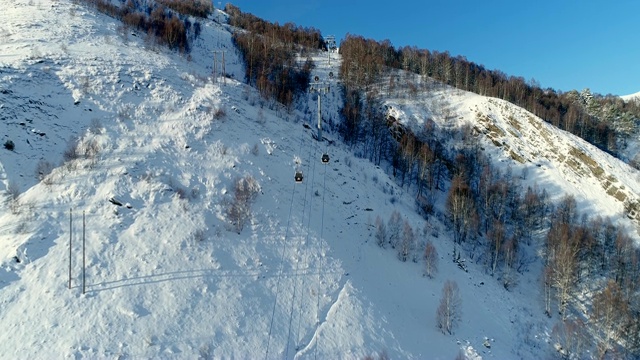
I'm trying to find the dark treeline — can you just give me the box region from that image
[80,0,208,53]
[226,4,324,108]
[226,5,324,50]
[339,35,640,157]
[156,0,212,18]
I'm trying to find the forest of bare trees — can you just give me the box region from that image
[80,0,206,53]
[226,4,323,108]
[340,54,639,355]
[338,35,640,158]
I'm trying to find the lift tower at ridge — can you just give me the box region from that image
[325,35,337,66]
[309,75,330,142]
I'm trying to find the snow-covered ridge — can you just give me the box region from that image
[621,91,640,101]
[380,71,640,236]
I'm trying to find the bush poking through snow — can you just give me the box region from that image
[80,138,100,160]
[212,106,226,120]
[36,160,55,184]
[363,349,390,360]
[4,140,15,151]
[63,136,80,162]
[374,215,387,248]
[89,118,103,135]
[6,181,21,214]
[226,175,260,233]
[63,135,101,168]
[193,229,206,242]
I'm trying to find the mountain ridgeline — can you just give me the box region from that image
[337,34,640,160]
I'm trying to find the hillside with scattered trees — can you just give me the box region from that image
[79,0,212,53]
[226,4,323,108]
[223,12,640,357]
[7,1,637,357]
[338,34,640,158]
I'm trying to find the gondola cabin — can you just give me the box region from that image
[321,154,330,163]
[295,171,304,183]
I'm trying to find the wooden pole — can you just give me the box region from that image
[68,208,72,289]
[213,52,217,83]
[82,211,86,294]
[222,51,226,85]
[317,92,322,141]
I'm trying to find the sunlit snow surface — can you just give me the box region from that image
[1,0,639,359]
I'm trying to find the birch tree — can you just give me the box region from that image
[424,240,438,279]
[436,280,462,335]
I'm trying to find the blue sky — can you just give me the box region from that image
[224,1,639,96]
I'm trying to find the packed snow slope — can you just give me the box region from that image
[1,1,638,359]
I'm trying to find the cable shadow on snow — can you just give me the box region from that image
[86,266,341,293]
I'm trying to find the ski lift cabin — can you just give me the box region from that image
[295,171,304,183]
[321,153,330,163]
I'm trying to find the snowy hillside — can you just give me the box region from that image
[1,1,638,359]
[381,72,640,238]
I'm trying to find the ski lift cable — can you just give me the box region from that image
[265,114,309,360]
[292,126,323,351]
[313,143,329,360]
[265,170,298,360]
[285,120,318,358]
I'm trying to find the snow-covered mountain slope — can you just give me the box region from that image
[621,91,640,102]
[2,1,636,359]
[382,73,640,237]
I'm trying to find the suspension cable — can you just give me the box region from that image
[265,114,308,360]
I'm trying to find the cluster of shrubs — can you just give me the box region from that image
[226,175,260,233]
[80,0,209,53]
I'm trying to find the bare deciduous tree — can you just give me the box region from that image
[591,280,629,358]
[226,175,260,233]
[6,180,21,214]
[542,265,553,317]
[552,318,588,359]
[487,220,505,276]
[374,215,387,248]
[423,240,438,278]
[36,160,54,184]
[436,280,462,335]
[446,175,476,247]
[501,236,518,290]
[63,136,80,162]
[387,210,402,249]
[398,220,414,262]
[546,222,580,319]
